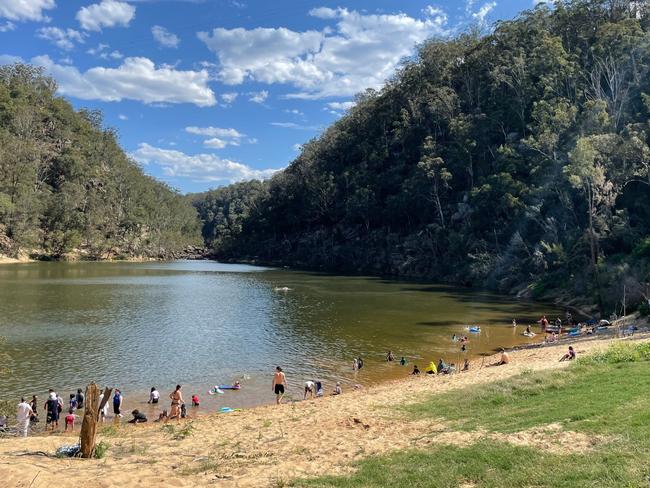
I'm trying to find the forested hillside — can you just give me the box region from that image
[0,65,201,260]
[194,0,650,313]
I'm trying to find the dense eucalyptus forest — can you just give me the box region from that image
[193,0,650,313]
[0,64,201,259]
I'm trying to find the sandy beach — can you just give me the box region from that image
[1,332,648,488]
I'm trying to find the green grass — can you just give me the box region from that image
[299,442,640,488]
[296,342,650,488]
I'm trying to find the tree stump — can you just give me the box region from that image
[80,383,101,458]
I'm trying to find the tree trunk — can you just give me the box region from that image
[433,187,445,229]
[80,383,101,458]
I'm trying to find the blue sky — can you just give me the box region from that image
[0,0,541,193]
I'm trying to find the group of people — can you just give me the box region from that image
[15,388,85,437]
[13,336,579,436]
[13,383,206,437]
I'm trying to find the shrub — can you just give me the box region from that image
[94,440,110,459]
[579,342,650,365]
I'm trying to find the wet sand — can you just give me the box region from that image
[1,332,648,488]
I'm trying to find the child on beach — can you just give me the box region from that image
[128,409,148,424]
[64,409,76,432]
[69,394,77,411]
[332,382,342,395]
[192,394,200,407]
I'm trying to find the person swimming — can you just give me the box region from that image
[399,356,407,365]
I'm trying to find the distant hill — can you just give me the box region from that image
[0,64,201,260]
[192,0,650,313]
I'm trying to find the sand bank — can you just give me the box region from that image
[1,333,648,487]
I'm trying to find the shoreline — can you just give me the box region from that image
[4,319,611,426]
[1,333,648,487]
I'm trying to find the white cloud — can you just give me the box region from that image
[198,7,449,99]
[76,0,135,31]
[0,21,15,31]
[185,126,244,149]
[32,55,216,106]
[203,137,227,149]
[271,122,320,131]
[118,113,128,120]
[220,92,238,103]
[423,5,448,29]
[185,126,244,138]
[0,54,22,64]
[0,0,55,22]
[152,25,179,48]
[130,143,279,183]
[248,90,268,103]
[308,6,339,19]
[472,2,496,24]
[37,26,85,50]
[327,101,354,111]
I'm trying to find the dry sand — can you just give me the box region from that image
[1,334,648,488]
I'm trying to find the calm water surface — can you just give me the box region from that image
[0,261,563,413]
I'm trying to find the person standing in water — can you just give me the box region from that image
[16,398,33,437]
[44,393,60,430]
[512,319,517,328]
[28,395,38,424]
[353,358,358,371]
[168,385,183,421]
[75,388,84,410]
[357,357,364,370]
[113,389,123,417]
[272,366,287,405]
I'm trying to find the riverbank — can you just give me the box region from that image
[0,246,209,265]
[1,333,648,487]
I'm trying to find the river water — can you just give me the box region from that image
[0,261,563,414]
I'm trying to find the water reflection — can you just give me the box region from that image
[0,261,564,409]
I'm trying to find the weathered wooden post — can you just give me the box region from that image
[80,382,101,458]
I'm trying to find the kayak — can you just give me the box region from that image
[218,385,241,390]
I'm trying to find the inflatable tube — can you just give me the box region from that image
[469,326,481,333]
[208,388,224,395]
[522,332,536,337]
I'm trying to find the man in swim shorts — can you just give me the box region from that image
[272,366,287,405]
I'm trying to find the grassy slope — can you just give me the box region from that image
[299,343,650,488]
